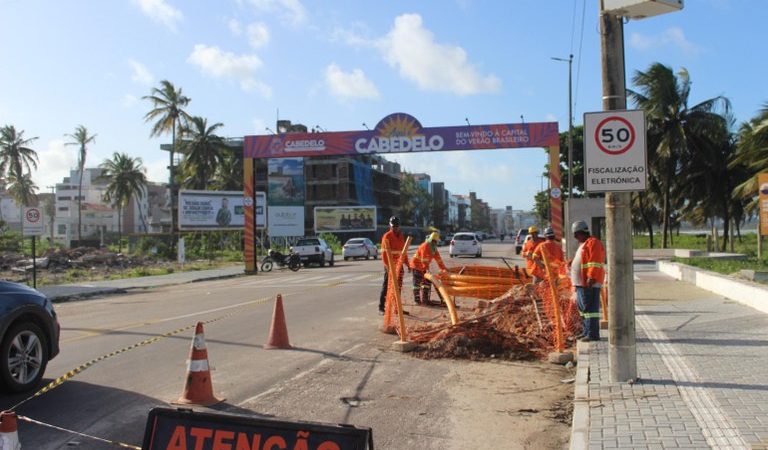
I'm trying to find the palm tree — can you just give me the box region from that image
[7,172,38,246]
[65,125,97,242]
[213,151,244,191]
[100,153,148,253]
[179,116,226,190]
[629,63,730,248]
[143,80,191,237]
[0,125,39,184]
[732,103,768,208]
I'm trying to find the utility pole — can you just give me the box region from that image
[600,3,637,382]
[47,185,55,245]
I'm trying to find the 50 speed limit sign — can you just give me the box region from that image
[23,206,45,236]
[584,109,647,192]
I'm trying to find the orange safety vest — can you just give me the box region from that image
[381,229,407,268]
[521,236,544,276]
[532,239,565,279]
[577,236,606,286]
[410,241,447,273]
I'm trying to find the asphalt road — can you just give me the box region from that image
[1,241,573,449]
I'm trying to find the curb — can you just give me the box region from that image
[570,340,590,450]
[658,260,768,314]
[43,272,246,303]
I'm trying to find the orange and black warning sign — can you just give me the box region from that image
[759,173,768,236]
[142,408,373,450]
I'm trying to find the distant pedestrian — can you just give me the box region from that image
[410,232,448,305]
[532,227,564,281]
[570,220,606,342]
[379,216,408,314]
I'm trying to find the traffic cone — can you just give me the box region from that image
[264,294,292,349]
[0,411,21,450]
[175,322,223,406]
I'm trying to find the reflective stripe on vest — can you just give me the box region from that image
[580,262,604,269]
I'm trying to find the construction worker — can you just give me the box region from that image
[570,220,606,342]
[532,227,564,281]
[379,216,409,314]
[521,225,544,281]
[410,232,448,305]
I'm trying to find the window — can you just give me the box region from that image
[57,224,66,234]
[58,207,69,211]
[58,196,71,201]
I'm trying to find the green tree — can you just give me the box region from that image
[65,125,97,242]
[6,172,38,207]
[213,151,244,191]
[399,173,432,226]
[558,125,585,198]
[629,63,730,248]
[0,125,38,183]
[732,103,768,213]
[180,116,226,189]
[100,153,148,253]
[143,80,191,236]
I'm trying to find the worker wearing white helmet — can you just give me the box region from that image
[570,220,606,342]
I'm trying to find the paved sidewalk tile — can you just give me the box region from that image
[586,271,768,449]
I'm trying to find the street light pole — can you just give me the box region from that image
[552,54,574,254]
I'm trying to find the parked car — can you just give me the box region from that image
[342,238,378,260]
[449,232,483,258]
[442,233,454,246]
[514,228,529,254]
[291,237,335,267]
[0,281,60,392]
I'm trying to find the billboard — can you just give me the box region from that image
[315,206,376,233]
[268,206,304,237]
[179,190,246,231]
[245,112,559,158]
[268,157,305,206]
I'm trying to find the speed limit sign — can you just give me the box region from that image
[584,110,647,192]
[23,206,45,236]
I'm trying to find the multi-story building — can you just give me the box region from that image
[469,192,491,231]
[454,194,471,230]
[447,193,459,230]
[431,182,449,230]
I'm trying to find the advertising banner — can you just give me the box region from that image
[267,158,305,206]
[760,173,768,236]
[268,206,304,237]
[245,113,559,158]
[178,190,245,230]
[315,206,376,233]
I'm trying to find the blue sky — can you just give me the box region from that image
[0,0,762,211]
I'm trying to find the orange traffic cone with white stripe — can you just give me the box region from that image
[0,411,21,450]
[175,322,223,406]
[264,294,292,349]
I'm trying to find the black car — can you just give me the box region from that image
[0,281,60,392]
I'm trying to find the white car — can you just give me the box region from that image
[449,232,483,258]
[291,237,335,267]
[342,238,378,260]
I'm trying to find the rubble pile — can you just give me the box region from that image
[409,285,562,361]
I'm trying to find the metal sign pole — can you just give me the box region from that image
[32,236,37,289]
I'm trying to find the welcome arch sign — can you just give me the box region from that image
[242,113,562,272]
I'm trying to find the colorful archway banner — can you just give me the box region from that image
[245,113,559,158]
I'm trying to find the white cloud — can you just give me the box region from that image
[325,64,380,101]
[248,0,307,26]
[629,27,700,55]
[128,59,154,85]
[145,157,169,184]
[247,22,270,48]
[228,18,242,35]
[330,24,373,48]
[376,14,500,95]
[122,94,139,107]
[31,139,76,191]
[134,0,183,31]
[187,44,270,96]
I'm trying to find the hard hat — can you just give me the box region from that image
[544,227,555,237]
[389,216,400,227]
[528,226,538,234]
[428,231,440,242]
[572,220,589,234]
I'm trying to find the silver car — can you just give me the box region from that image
[342,238,378,260]
[449,232,483,258]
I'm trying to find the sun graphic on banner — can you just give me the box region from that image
[375,114,423,138]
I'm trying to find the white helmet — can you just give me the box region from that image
[571,220,589,234]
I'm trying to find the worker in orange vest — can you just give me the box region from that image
[410,232,448,305]
[570,220,606,341]
[379,216,409,314]
[521,225,544,281]
[532,227,564,281]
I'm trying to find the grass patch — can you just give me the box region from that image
[671,256,768,277]
[633,232,760,256]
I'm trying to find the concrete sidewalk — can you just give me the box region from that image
[573,265,768,449]
[39,265,246,301]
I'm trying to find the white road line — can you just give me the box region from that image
[347,274,375,282]
[636,313,748,449]
[236,343,366,406]
[284,275,327,284]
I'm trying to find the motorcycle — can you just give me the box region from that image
[261,249,301,272]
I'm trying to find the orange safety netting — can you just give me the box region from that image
[381,244,582,357]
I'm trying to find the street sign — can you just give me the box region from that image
[584,109,647,192]
[22,207,45,237]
